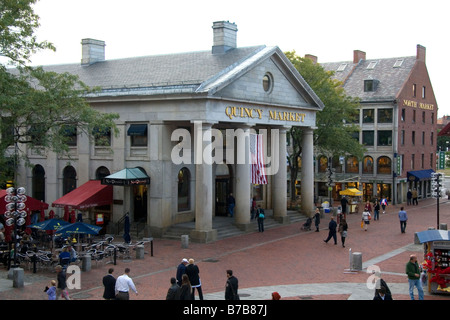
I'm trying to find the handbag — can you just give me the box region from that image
[361,221,364,228]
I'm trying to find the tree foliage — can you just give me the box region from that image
[284,51,365,199]
[0,0,119,185]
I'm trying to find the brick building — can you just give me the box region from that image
[317,44,438,204]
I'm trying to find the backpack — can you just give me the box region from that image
[258,209,265,219]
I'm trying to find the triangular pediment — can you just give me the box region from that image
[199,46,324,111]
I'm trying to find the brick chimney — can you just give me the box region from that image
[416,44,426,62]
[305,54,318,64]
[81,38,105,65]
[353,50,366,64]
[212,21,238,54]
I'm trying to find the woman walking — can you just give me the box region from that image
[185,258,203,300]
[338,218,348,247]
[362,210,371,231]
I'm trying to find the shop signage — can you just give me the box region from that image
[225,106,306,123]
[402,99,434,111]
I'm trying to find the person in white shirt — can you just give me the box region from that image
[115,268,138,300]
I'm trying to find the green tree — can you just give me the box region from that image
[284,51,365,201]
[0,0,119,185]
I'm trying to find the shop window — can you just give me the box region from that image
[93,127,111,146]
[363,156,373,174]
[346,156,359,173]
[362,131,374,146]
[362,109,374,123]
[127,124,148,147]
[377,130,392,146]
[377,156,391,174]
[318,156,328,172]
[178,168,191,212]
[377,109,393,123]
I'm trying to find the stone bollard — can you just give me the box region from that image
[82,254,91,272]
[181,235,189,249]
[13,268,24,288]
[351,252,363,271]
[439,223,447,230]
[414,232,420,245]
[136,245,145,259]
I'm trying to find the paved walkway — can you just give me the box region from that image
[1,197,449,301]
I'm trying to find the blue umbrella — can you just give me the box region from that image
[56,222,102,235]
[27,218,70,231]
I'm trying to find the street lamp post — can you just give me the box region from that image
[4,187,27,268]
[431,172,443,229]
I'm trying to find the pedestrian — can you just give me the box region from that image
[323,216,337,244]
[398,207,408,233]
[373,286,392,300]
[314,208,321,232]
[166,277,180,300]
[225,269,239,300]
[102,267,116,300]
[250,197,257,220]
[115,267,138,300]
[412,188,418,205]
[55,265,70,300]
[176,258,189,286]
[227,193,235,217]
[363,201,372,213]
[407,189,412,205]
[176,274,193,300]
[338,218,348,248]
[380,197,388,214]
[45,280,57,300]
[186,258,203,300]
[405,254,424,300]
[340,196,348,216]
[272,292,281,300]
[361,210,371,231]
[257,205,265,232]
[373,199,380,221]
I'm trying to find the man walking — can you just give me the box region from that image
[398,207,408,233]
[115,268,138,300]
[406,254,424,300]
[225,270,239,300]
[323,216,337,245]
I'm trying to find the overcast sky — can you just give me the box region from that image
[29,0,448,117]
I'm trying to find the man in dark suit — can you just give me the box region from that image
[102,268,116,299]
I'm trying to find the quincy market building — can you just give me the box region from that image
[20,22,324,242]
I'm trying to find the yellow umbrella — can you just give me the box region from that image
[339,188,362,196]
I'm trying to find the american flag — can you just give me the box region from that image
[250,133,267,184]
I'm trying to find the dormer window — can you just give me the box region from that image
[364,79,379,92]
[393,59,404,68]
[367,61,378,69]
[336,63,347,72]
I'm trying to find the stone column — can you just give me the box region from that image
[234,125,251,231]
[301,128,314,216]
[273,127,289,223]
[191,122,217,243]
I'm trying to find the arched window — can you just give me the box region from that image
[95,166,110,180]
[346,156,359,173]
[63,166,77,195]
[318,156,328,172]
[363,156,374,174]
[377,156,392,174]
[32,164,45,202]
[178,168,191,212]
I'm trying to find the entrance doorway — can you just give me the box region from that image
[215,164,232,216]
[133,184,147,222]
[215,178,229,216]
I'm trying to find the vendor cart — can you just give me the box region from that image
[339,188,362,214]
[416,229,450,295]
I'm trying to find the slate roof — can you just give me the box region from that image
[321,56,417,103]
[41,46,266,96]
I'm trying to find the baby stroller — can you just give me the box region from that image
[301,217,312,231]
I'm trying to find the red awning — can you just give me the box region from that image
[0,190,49,212]
[438,122,450,136]
[52,180,113,210]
